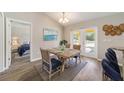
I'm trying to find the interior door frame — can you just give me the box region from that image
[0,12,5,72]
[5,17,32,69]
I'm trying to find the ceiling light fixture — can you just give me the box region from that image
[59,12,69,24]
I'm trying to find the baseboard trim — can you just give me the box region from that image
[81,55,102,62]
[97,58,102,62]
[0,67,6,72]
[31,57,41,62]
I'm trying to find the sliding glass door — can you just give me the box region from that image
[71,27,98,58]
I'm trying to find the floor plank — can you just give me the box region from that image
[73,57,102,81]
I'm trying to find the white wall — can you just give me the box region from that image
[5,12,63,60]
[64,13,124,59]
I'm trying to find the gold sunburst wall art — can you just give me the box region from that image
[103,24,124,36]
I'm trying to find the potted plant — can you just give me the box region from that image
[59,40,68,51]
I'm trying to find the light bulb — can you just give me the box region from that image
[59,18,63,23]
[64,18,69,22]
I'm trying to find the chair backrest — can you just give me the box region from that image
[105,52,120,73]
[105,52,117,63]
[73,45,81,50]
[66,44,70,48]
[107,48,117,59]
[102,59,122,81]
[40,48,50,63]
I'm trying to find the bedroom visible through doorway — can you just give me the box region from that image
[6,18,32,69]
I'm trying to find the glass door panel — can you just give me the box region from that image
[84,29,96,56]
[70,27,97,58]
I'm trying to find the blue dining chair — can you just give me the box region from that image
[102,59,122,81]
[105,52,120,74]
[40,48,62,80]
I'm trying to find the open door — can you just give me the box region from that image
[0,13,5,72]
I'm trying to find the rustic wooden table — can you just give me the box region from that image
[48,48,80,72]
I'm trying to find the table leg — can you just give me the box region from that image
[61,62,65,72]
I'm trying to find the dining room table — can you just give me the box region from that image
[47,48,80,72]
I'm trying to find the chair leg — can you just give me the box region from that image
[75,58,78,65]
[79,56,81,63]
[48,68,52,80]
[104,74,109,81]
[102,73,106,81]
[48,75,51,81]
[59,67,62,76]
[41,63,44,72]
[69,58,71,62]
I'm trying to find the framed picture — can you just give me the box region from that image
[43,28,58,41]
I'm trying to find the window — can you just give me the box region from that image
[72,31,80,45]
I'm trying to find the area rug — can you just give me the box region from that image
[35,60,87,81]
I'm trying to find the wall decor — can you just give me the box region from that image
[43,28,58,41]
[103,23,124,36]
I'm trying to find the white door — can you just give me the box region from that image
[0,13,5,72]
[81,27,98,58]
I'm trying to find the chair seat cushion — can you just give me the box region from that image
[51,58,62,70]
[43,58,62,71]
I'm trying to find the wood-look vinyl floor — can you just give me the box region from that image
[0,57,103,81]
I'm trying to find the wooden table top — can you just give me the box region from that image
[48,48,80,59]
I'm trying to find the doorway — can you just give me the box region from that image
[70,27,98,58]
[6,18,32,69]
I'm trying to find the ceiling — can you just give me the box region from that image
[45,12,118,26]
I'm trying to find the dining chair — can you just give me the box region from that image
[73,45,81,50]
[40,48,62,80]
[73,44,81,64]
[105,52,120,74]
[101,58,122,81]
[107,48,124,78]
[66,43,70,48]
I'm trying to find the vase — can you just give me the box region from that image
[60,44,65,51]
